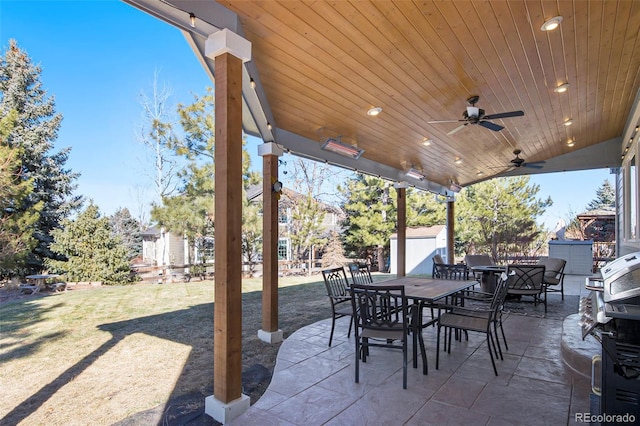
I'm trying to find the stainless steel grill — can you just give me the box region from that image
[580,251,640,421]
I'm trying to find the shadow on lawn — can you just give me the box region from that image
[0,300,68,363]
[2,279,332,426]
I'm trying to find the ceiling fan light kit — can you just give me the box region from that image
[510,149,546,169]
[428,95,524,135]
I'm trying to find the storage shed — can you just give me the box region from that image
[389,225,447,275]
[549,239,593,275]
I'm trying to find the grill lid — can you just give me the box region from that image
[601,252,640,302]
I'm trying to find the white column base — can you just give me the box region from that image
[258,329,284,343]
[204,394,250,424]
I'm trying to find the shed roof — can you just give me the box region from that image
[390,225,445,239]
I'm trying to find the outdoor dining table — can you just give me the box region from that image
[23,274,60,294]
[370,276,479,370]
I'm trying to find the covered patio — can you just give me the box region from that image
[122,1,640,423]
[234,274,595,425]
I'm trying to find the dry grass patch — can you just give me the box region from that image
[1,273,388,425]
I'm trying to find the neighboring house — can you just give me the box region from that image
[247,184,345,262]
[140,225,189,270]
[141,184,345,269]
[389,225,447,275]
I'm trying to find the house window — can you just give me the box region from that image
[278,238,289,260]
[278,208,289,224]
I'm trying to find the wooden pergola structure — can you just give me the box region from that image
[123,1,640,423]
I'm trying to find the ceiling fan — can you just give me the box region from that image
[428,95,524,135]
[509,149,545,169]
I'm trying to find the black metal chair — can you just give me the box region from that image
[350,284,418,389]
[322,267,353,347]
[452,277,511,355]
[348,262,373,285]
[436,273,511,376]
[506,264,547,313]
[433,263,470,280]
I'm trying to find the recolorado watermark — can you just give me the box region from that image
[575,412,636,423]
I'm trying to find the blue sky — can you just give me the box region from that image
[1,1,613,229]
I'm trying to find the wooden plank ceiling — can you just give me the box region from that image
[211,0,640,190]
[123,0,638,193]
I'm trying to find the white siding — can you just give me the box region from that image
[390,227,447,275]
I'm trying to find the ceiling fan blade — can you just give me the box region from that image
[428,119,464,124]
[479,120,504,131]
[523,163,544,169]
[483,110,524,120]
[523,160,545,169]
[447,124,467,135]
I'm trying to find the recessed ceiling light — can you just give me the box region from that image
[564,118,573,126]
[554,83,570,93]
[422,138,432,146]
[476,171,484,176]
[541,16,563,31]
[454,157,462,165]
[367,107,382,116]
[567,139,575,147]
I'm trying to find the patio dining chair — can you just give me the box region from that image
[436,272,511,376]
[451,275,512,354]
[432,262,469,280]
[421,261,471,343]
[349,284,415,389]
[537,257,567,300]
[322,267,354,347]
[506,264,547,313]
[348,262,373,285]
[464,253,495,280]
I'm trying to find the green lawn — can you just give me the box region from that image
[0,274,347,425]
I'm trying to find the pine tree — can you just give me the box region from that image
[339,175,396,271]
[0,109,42,270]
[0,40,81,273]
[456,176,551,261]
[150,87,261,268]
[109,208,143,260]
[321,230,348,268]
[586,180,615,211]
[47,203,132,285]
[338,175,446,271]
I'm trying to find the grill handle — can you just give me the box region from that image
[591,355,601,396]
